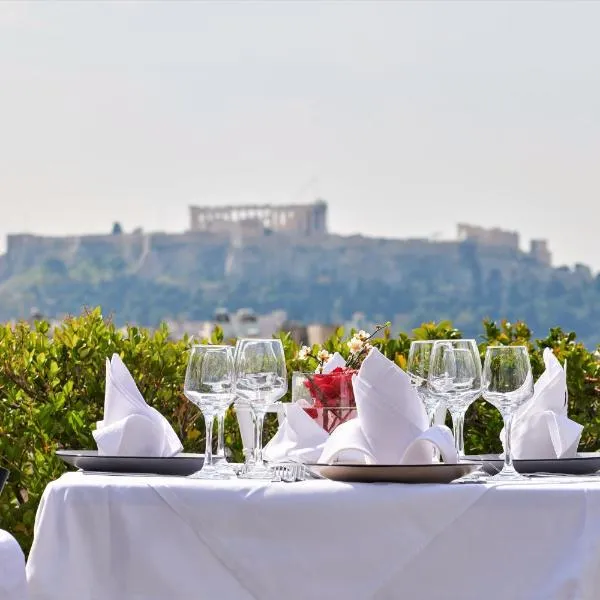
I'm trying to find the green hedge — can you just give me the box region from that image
[0,309,598,553]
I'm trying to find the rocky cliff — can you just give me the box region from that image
[1,231,598,347]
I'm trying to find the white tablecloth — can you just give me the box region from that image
[0,529,27,600]
[26,472,600,600]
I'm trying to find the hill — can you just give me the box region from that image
[0,229,598,347]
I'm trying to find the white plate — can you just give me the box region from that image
[306,462,481,484]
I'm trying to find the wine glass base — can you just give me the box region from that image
[188,466,232,480]
[488,464,527,482]
[238,464,274,480]
[213,458,238,479]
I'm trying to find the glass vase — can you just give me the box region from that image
[292,370,357,434]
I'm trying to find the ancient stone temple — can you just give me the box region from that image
[189,199,328,236]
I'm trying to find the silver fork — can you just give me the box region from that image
[270,463,298,482]
[270,461,324,482]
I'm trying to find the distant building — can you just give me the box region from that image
[306,324,339,345]
[166,308,287,341]
[457,224,520,250]
[189,199,328,236]
[530,240,552,266]
[458,224,551,266]
[573,263,593,282]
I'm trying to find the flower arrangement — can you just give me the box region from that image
[297,322,390,374]
[295,323,390,432]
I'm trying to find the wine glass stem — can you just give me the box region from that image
[253,411,266,468]
[451,410,466,458]
[216,412,225,460]
[503,411,515,470]
[426,408,436,429]
[204,413,215,468]
[426,407,440,462]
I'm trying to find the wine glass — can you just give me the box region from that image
[482,345,534,481]
[407,341,442,428]
[235,338,287,479]
[184,345,235,479]
[428,340,482,458]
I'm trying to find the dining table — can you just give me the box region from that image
[1,528,28,600]
[25,470,600,600]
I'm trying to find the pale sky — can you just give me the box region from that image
[1,1,599,270]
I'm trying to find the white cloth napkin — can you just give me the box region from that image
[322,352,346,373]
[92,354,183,457]
[265,348,457,465]
[262,351,347,461]
[263,403,329,463]
[503,348,583,459]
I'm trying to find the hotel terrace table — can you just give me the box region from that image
[26,472,600,600]
[0,529,28,600]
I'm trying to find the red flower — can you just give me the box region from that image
[304,367,357,408]
[301,368,358,432]
[303,406,320,419]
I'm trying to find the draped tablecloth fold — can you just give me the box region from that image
[26,472,600,600]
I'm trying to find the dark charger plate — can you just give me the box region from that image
[0,467,8,494]
[466,452,600,475]
[57,450,204,476]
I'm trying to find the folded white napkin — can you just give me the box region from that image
[265,348,457,465]
[263,403,329,463]
[234,402,256,458]
[235,401,284,461]
[92,354,183,457]
[261,351,347,460]
[322,352,346,374]
[503,348,583,459]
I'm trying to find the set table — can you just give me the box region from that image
[1,529,28,600]
[26,471,600,600]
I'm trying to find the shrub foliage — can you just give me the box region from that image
[0,309,598,552]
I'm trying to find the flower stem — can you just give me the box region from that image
[346,322,391,369]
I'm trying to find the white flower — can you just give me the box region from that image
[347,336,364,354]
[357,330,369,341]
[317,349,331,363]
[298,345,311,361]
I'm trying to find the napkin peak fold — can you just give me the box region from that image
[502,348,583,459]
[92,354,183,457]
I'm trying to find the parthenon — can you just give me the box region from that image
[189,199,328,236]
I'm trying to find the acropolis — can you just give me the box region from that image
[0,201,556,288]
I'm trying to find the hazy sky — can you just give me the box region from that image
[1,1,599,270]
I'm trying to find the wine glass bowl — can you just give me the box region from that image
[407,341,440,426]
